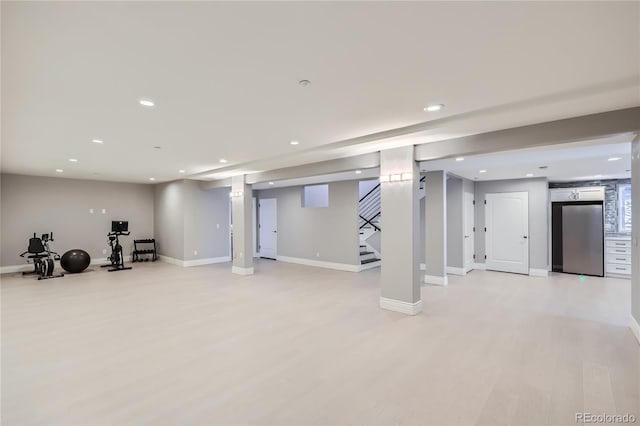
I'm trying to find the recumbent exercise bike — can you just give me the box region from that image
[20,232,65,280]
[102,221,132,272]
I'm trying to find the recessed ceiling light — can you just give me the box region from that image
[526,173,534,177]
[455,157,464,162]
[355,170,362,174]
[290,140,300,145]
[538,165,548,170]
[92,139,103,144]
[269,182,274,185]
[593,174,603,178]
[153,146,161,150]
[149,177,156,181]
[139,99,155,107]
[608,157,622,162]
[68,158,78,162]
[219,159,228,164]
[479,170,487,174]
[179,170,185,174]
[298,80,311,87]
[55,169,64,173]
[424,104,444,112]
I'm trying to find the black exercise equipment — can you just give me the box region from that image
[132,239,158,262]
[60,249,91,273]
[19,232,64,280]
[102,221,132,272]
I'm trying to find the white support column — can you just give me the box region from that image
[424,170,448,286]
[379,146,422,315]
[231,175,254,275]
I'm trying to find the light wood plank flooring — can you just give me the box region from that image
[1,260,638,425]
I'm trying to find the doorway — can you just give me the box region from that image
[259,198,277,259]
[485,191,529,274]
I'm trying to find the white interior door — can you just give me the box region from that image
[463,191,475,272]
[259,198,277,259]
[485,192,529,274]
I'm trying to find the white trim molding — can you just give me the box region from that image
[424,274,448,286]
[473,262,487,270]
[276,255,360,272]
[379,297,423,315]
[232,266,254,275]
[631,315,640,346]
[529,268,549,277]
[446,266,466,276]
[159,255,231,267]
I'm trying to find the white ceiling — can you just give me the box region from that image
[2,2,639,183]
[421,136,634,182]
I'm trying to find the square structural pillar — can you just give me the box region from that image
[424,170,447,286]
[231,175,254,275]
[379,146,422,315]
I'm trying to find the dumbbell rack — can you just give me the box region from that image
[132,239,158,262]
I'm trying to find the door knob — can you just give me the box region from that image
[523,236,528,239]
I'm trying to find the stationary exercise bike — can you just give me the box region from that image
[102,221,132,272]
[20,232,65,280]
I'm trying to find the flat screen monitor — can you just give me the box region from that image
[111,221,129,233]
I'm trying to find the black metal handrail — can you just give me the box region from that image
[359,183,381,203]
[359,213,380,231]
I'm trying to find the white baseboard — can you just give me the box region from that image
[529,268,549,277]
[424,274,448,286]
[473,262,487,270]
[358,260,382,271]
[276,255,360,272]
[159,255,231,267]
[232,266,254,275]
[631,315,640,346]
[446,266,466,276]
[379,297,423,315]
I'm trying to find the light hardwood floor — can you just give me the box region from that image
[1,260,638,425]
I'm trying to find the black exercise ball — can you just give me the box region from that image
[60,249,91,274]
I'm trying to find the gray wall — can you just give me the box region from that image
[183,181,230,261]
[154,181,185,260]
[1,173,154,266]
[475,178,549,270]
[256,180,360,266]
[447,176,463,268]
[424,171,447,277]
[154,180,230,261]
[632,138,639,324]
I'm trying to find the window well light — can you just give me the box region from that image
[424,104,444,112]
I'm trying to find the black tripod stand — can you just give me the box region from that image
[102,231,132,272]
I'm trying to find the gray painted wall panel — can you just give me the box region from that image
[632,139,639,324]
[447,177,463,268]
[154,181,185,260]
[183,181,230,261]
[256,180,359,266]
[474,178,549,270]
[1,174,154,266]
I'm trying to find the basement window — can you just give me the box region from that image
[302,184,329,208]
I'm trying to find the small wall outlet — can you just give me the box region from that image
[102,249,107,254]
[316,252,320,257]
[101,209,106,214]
[194,250,198,256]
[89,208,94,214]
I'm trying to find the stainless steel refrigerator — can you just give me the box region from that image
[552,202,604,277]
